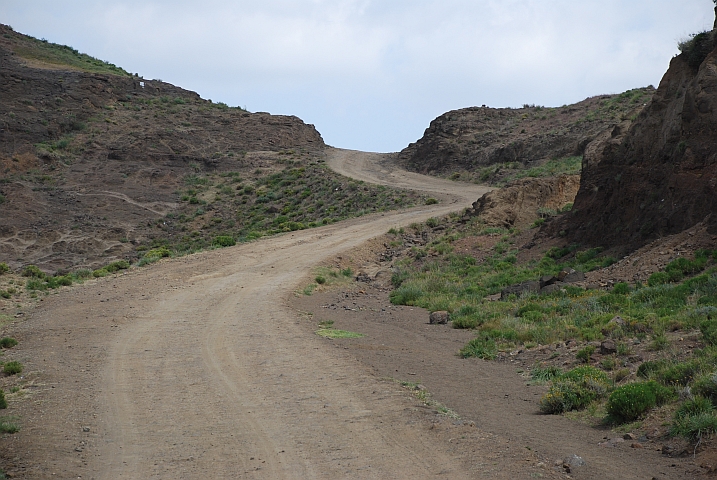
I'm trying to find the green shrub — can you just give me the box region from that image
[678,31,717,70]
[539,366,611,414]
[459,337,497,360]
[92,269,109,278]
[425,198,438,205]
[143,247,171,259]
[391,270,411,288]
[0,263,9,274]
[22,265,45,279]
[671,396,717,440]
[693,373,717,405]
[675,396,713,420]
[666,256,708,281]
[606,381,671,423]
[0,338,18,349]
[637,359,670,379]
[315,275,326,285]
[390,284,423,305]
[671,412,717,440]
[105,260,130,272]
[562,365,610,384]
[613,283,630,295]
[425,217,439,228]
[614,368,631,383]
[73,269,93,280]
[649,333,669,351]
[25,278,47,291]
[531,364,563,383]
[41,275,72,288]
[540,380,595,414]
[531,218,546,229]
[576,345,595,363]
[3,361,22,375]
[701,319,717,346]
[657,360,701,387]
[0,417,19,434]
[0,390,6,409]
[341,267,353,277]
[601,357,616,371]
[213,235,236,247]
[648,271,670,287]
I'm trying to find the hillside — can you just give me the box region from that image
[399,88,653,184]
[0,25,425,273]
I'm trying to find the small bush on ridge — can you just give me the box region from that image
[213,235,236,247]
[3,361,23,375]
[606,381,671,423]
[22,265,45,279]
[0,338,18,349]
[539,366,611,414]
[459,336,497,360]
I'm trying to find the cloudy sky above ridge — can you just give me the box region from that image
[1,1,714,152]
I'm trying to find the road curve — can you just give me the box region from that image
[9,149,491,479]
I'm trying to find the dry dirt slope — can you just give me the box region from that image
[0,150,493,479]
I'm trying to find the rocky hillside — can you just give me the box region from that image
[399,88,653,182]
[559,24,717,250]
[0,24,326,272]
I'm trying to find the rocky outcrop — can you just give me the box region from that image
[473,175,580,229]
[398,90,652,176]
[562,27,717,249]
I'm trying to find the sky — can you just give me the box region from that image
[1,1,714,152]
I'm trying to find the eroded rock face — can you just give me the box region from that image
[473,175,580,229]
[565,38,717,249]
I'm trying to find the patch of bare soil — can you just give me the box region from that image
[291,279,702,479]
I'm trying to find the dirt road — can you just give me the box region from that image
[1,149,494,478]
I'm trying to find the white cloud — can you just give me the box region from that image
[0,0,714,151]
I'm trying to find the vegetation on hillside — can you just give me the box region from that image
[141,161,423,258]
[387,212,717,440]
[1,24,130,76]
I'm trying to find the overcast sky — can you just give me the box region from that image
[1,1,714,152]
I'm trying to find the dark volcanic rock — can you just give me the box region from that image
[561,25,717,249]
[501,281,540,300]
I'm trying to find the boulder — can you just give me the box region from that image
[540,275,557,288]
[600,340,617,355]
[500,281,540,300]
[540,282,566,295]
[429,311,449,325]
[559,269,586,283]
[355,272,372,283]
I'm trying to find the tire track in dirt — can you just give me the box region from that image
[3,149,493,479]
